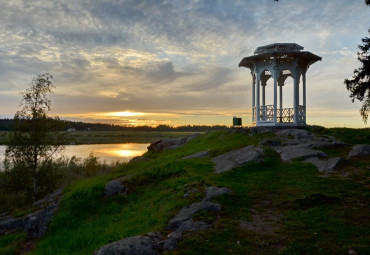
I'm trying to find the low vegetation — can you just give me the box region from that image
[1,128,369,254]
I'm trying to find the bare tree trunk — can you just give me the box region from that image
[33,144,38,201]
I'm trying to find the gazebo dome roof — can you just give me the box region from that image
[239,42,321,70]
[254,43,304,54]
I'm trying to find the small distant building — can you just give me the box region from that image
[233,116,242,127]
[239,43,321,127]
[67,128,76,132]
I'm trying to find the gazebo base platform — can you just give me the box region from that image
[253,122,306,127]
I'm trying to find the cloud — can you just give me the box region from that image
[0,0,369,127]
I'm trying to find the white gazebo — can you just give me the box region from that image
[239,43,321,127]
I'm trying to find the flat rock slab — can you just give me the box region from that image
[348,144,370,157]
[212,146,265,173]
[93,232,162,255]
[182,150,209,159]
[203,186,232,201]
[275,129,313,139]
[274,145,327,162]
[304,157,345,173]
[167,201,221,231]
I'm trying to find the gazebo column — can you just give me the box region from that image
[262,82,266,106]
[293,72,300,125]
[256,74,260,123]
[252,73,256,122]
[279,84,283,122]
[302,72,306,123]
[273,69,277,124]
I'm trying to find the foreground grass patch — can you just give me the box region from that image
[22,129,370,254]
[0,232,26,255]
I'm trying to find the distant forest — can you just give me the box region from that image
[0,119,228,132]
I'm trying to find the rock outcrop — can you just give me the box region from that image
[147,138,187,153]
[182,150,209,159]
[147,134,201,153]
[93,232,163,255]
[93,186,230,253]
[275,128,313,139]
[274,144,327,162]
[212,146,265,173]
[264,128,349,174]
[0,189,63,238]
[167,201,221,231]
[348,144,370,157]
[203,186,232,201]
[129,156,149,163]
[104,176,131,197]
[164,186,228,251]
[304,157,345,173]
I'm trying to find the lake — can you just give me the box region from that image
[0,143,149,166]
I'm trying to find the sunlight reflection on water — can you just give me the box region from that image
[0,143,149,167]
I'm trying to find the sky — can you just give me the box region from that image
[0,0,369,128]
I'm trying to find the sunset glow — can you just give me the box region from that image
[102,111,146,117]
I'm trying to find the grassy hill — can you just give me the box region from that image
[1,128,369,254]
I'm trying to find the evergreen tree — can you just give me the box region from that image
[344,1,370,123]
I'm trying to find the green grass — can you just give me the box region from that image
[0,232,26,255]
[3,128,369,254]
[310,127,370,145]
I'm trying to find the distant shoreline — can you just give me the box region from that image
[0,130,205,145]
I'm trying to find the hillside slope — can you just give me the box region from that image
[2,128,369,255]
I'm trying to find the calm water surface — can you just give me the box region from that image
[0,143,149,165]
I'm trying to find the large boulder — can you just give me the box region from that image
[147,134,201,153]
[167,201,221,231]
[104,176,130,197]
[212,146,265,173]
[348,144,370,157]
[203,186,232,201]
[147,138,187,153]
[129,156,149,164]
[93,232,163,255]
[24,203,60,238]
[274,144,327,162]
[304,157,345,173]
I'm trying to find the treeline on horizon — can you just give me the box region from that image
[0,118,228,132]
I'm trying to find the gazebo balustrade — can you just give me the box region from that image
[253,105,305,124]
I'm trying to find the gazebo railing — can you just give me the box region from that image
[258,105,274,122]
[254,105,305,124]
[277,107,294,123]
